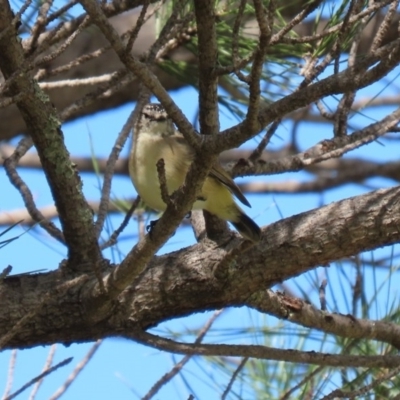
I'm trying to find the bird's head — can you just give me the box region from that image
[137,103,175,137]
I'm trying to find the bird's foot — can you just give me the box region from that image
[146,219,176,239]
[146,219,158,238]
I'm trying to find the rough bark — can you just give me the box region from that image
[1,185,400,349]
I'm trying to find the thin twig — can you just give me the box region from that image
[370,0,400,53]
[49,340,102,400]
[34,39,113,80]
[221,357,248,400]
[247,288,400,348]
[153,1,195,61]
[2,138,65,243]
[100,197,141,250]
[27,0,54,55]
[28,344,57,400]
[60,70,130,121]
[302,107,400,166]
[270,0,394,47]
[2,349,17,400]
[229,106,400,178]
[33,15,91,65]
[279,366,324,400]
[1,9,89,96]
[315,100,335,121]
[94,106,139,237]
[4,357,72,400]
[231,0,247,71]
[298,1,361,92]
[352,258,362,316]
[0,94,24,109]
[272,0,324,44]
[248,119,281,163]
[125,0,151,52]
[142,310,224,400]
[333,0,369,137]
[46,0,79,26]
[38,73,122,88]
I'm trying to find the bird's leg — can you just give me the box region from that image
[146,219,158,233]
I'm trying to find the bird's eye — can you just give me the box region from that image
[142,112,152,120]
[142,112,168,122]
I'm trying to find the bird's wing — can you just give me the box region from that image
[209,164,251,207]
[170,133,251,208]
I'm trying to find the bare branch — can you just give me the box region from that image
[231,107,400,177]
[130,328,400,368]
[100,197,141,250]
[221,357,248,400]
[244,0,273,132]
[2,349,17,400]
[28,344,56,400]
[193,0,219,135]
[94,106,138,237]
[248,119,280,163]
[246,290,400,349]
[280,366,324,400]
[3,138,65,242]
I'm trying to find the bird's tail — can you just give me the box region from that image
[230,209,261,243]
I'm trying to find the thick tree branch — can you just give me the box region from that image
[1,185,400,349]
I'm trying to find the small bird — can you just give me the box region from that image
[129,103,261,242]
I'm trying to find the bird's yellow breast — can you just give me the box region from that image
[129,132,192,211]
